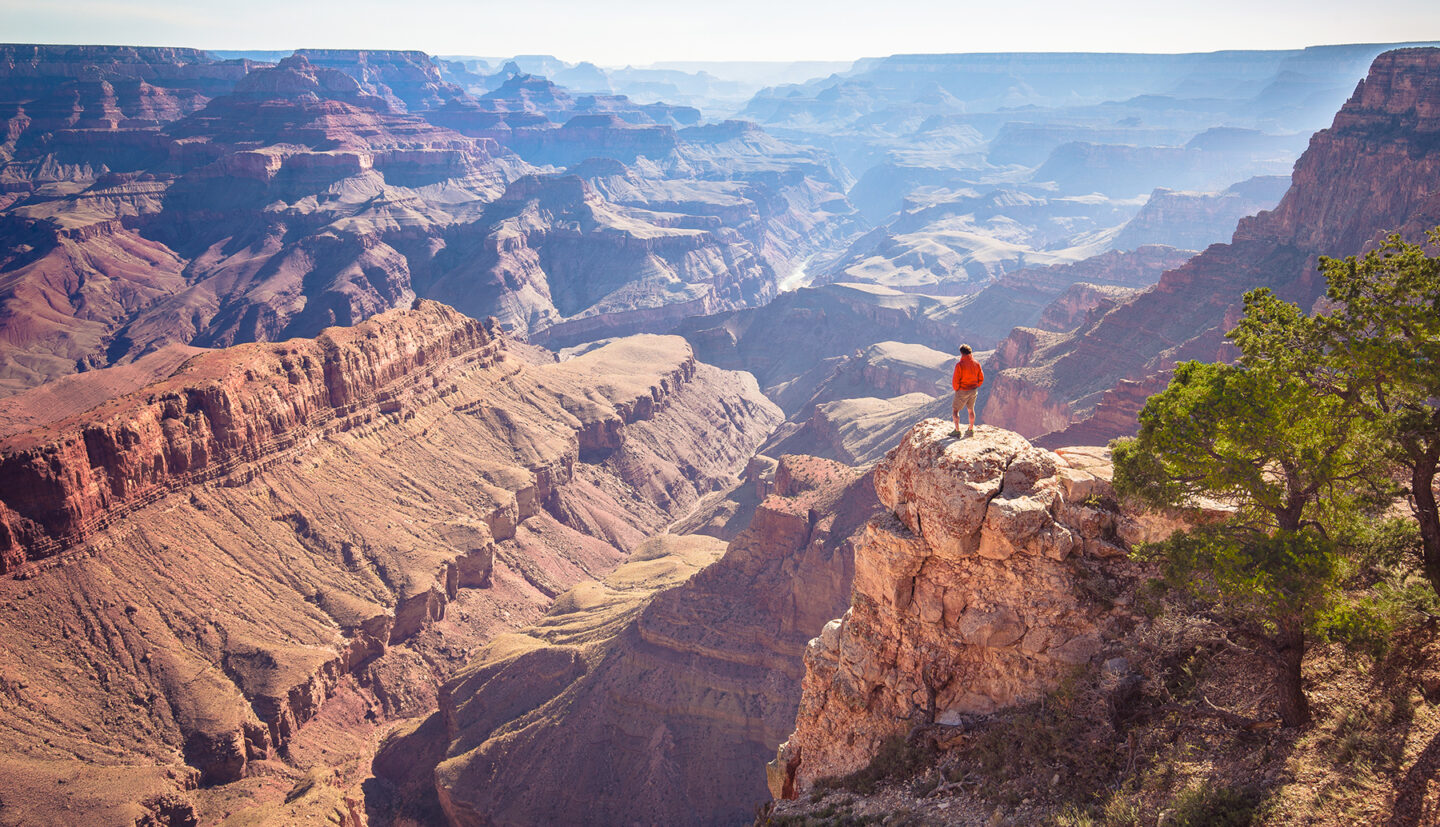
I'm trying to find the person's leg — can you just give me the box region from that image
[952,393,962,433]
[968,401,976,429]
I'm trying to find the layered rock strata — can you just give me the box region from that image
[770,421,1161,792]
[0,47,863,397]
[0,301,499,568]
[0,303,781,824]
[983,47,1440,442]
[1111,176,1290,252]
[376,454,881,826]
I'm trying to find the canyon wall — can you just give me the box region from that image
[0,303,782,824]
[373,454,881,826]
[983,47,1440,442]
[0,47,862,398]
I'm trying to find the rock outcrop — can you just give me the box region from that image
[1111,176,1290,252]
[984,47,1440,443]
[0,303,782,824]
[770,421,1162,792]
[0,300,498,568]
[295,49,468,114]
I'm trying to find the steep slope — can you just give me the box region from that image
[1111,175,1290,252]
[296,49,468,114]
[375,454,881,826]
[0,301,782,825]
[422,172,777,345]
[983,47,1440,442]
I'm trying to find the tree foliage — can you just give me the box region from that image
[1228,230,1440,590]
[1314,231,1440,593]
[1114,326,1381,727]
[1116,227,1440,727]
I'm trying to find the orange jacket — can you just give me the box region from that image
[952,355,984,391]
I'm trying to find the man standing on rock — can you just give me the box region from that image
[951,344,984,437]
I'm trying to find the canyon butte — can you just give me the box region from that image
[0,39,1439,827]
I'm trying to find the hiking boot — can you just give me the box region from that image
[948,429,962,438]
[966,426,975,437]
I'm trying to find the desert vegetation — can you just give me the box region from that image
[1114,228,1440,729]
[763,229,1440,826]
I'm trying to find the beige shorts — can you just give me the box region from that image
[952,388,979,413]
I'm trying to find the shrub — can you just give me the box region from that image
[1168,783,1259,827]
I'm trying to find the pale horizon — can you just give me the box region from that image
[3,0,1440,66]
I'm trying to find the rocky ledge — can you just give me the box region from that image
[769,421,1171,793]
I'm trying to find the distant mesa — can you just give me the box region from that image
[983,46,1440,447]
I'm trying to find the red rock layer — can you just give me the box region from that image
[0,306,783,823]
[0,300,497,571]
[0,48,861,399]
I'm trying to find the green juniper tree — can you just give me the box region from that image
[1312,231,1440,595]
[1231,229,1440,594]
[1114,297,1382,728]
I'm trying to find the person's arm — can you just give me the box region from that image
[952,363,962,391]
[976,362,984,386]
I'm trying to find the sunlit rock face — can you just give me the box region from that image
[0,48,862,399]
[770,421,1168,793]
[371,453,880,827]
[0,302,783,824]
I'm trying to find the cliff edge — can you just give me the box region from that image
[770,420,1171,793]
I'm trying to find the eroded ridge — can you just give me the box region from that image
[0,304,782,823]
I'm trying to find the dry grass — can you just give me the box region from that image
[766,598,1440,826]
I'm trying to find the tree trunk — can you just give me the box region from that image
[1414,444,1440,596]
[1275,615,1310,728]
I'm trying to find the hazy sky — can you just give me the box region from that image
[3,0,1439,65]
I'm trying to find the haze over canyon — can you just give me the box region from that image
[2,33,1440,827]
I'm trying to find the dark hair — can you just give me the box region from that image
[959,344,972,355]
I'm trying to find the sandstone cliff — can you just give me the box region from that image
[0,51,519,397]
[0,302,782,824]
[374,454,880,826]
[770,421,1165,792]
[983,47,1440,442]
